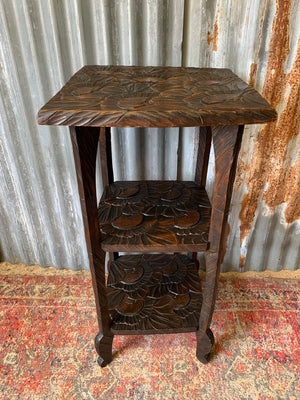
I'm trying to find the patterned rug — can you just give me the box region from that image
[0,262,299,400]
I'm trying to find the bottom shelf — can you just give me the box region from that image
[107,254,202,335]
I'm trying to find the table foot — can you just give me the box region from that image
[95,332,114,367]
[196,328,215,364]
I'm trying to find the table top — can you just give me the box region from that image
[37,65,277,128]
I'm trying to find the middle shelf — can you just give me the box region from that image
[98,180,211,252]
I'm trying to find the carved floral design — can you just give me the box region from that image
[37,65,277,127]
[107,254,202,333]
[98,181,211,250]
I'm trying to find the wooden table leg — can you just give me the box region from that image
[195,126,212,187]
[70,126,113,367]
[99,127,119,263]
[196,125,244,363]
[191,127,212,264]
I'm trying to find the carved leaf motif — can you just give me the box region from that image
[98,181,211,251]
[118,186,140,198]
[157,216,175,228]
[38,66,276,127]
[107,287,128,309]
[175,211,201,228]
[122,266,144,283]
[112,214,143,230]
[162,261,178,276]
[149,181,174,192]
[107,254,202,333]
[117,299,144,315]
[128,287,149,299]
[173,294,191,309]
[161,187,182,201]
[146,227,177,245]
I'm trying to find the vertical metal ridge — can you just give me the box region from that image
[0,1,50,263]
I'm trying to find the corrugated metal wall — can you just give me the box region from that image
[0,0,299,271]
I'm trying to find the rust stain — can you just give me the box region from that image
[239,192,252,245]
[249,63,258,87]
[239,254,246,270]
[233,150,248,190]
[238,0,300,245]
[245,13,249,29]
[285,160,300,223]
[207,30,213,47]
[207,7,219,51]
[248,0,268,87]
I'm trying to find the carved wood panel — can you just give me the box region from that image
[38,65,277,127]
[98,181,211,252]
[107,254,202,334]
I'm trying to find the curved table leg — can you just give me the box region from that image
[196,125,244,363]
[95,332,114,367]
[196,328,215,364]
[70,126,113,367]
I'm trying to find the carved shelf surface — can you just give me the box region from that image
[98,180,211,252]
[107,254,202,335]
[37,65,277,127]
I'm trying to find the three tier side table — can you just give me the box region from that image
[38,66,276,366]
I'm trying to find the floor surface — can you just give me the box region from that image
[0,262,299,400]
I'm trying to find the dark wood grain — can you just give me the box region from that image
[107,254,202,334]
[192,126,212,275]
[98,181,211,252]
[37,65,277,127]
[195,127,212,187]
[196,125,244,363]
[99,127,118,263]
[99,127,114,188]
[70,126,113,368]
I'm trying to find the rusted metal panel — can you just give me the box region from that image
[0,0,298,271]
[184,0,299,271]
[228,0,300,271]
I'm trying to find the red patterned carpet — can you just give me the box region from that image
[0,263,299,400]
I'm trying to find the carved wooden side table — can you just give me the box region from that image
[38,66,276,366]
